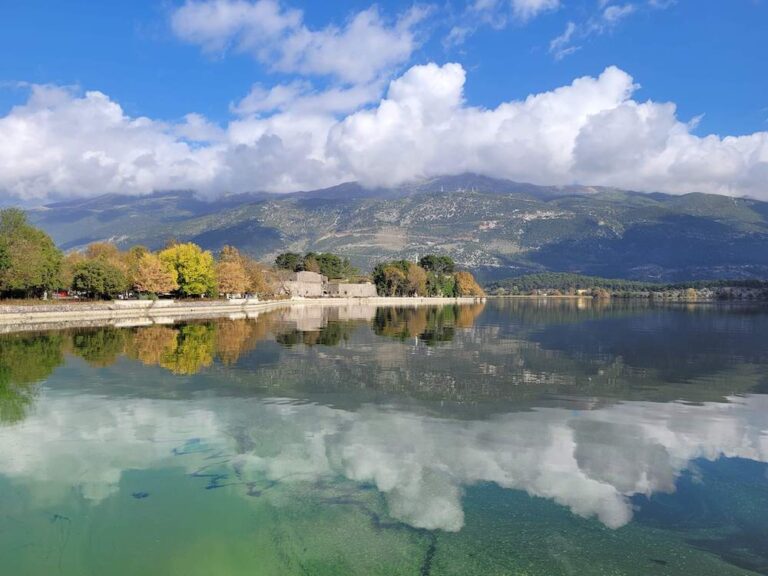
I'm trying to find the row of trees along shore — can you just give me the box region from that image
[487,272,768,300]
[0,208,484,300]
[372,256,485,297]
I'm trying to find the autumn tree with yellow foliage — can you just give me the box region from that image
[454,271,486,297]
[406,262,427,296]
[218,245,277,297]
[133,252,179,295]
[159,243,216,297]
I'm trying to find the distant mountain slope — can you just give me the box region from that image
[27,174,768,282]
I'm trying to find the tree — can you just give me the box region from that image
[302,254,321,274]
[0,240,11,288]
[419,255,455,275]
[0,209,63,298]
[591,287,611,299]
[275,252,302,271]
[454,271,485,297]
[383,266,402,297]
[0,208,28,235]
[60,252,86,291]
[426,271,456,297]
[85,242,121,263]
[159,243,216,297]
[373,261,409,296]
[133,252,178,295]
[406,263,427,296]
[244,259,276,297]
[0,241,9,277]
[216,260,249,296]
[218,245,242,264]
[218,246,276,297]
[125,245,149,287]
[71,260,128,299]
[314,253,356,279]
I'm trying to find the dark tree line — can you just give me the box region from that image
[487,272,768,296]
[371,255,484,297]
[274,252,358,280]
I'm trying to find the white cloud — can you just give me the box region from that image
[446,0,560,46]
[0,85,219,200]
[602,3,637,24]
[171,0,428,85]
[548,2,642,60]
[1,65,767,201]
[511,0,561,21]
[330,63,768,197]
[549,21,578,60]
[231,80,384,116]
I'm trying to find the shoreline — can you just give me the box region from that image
[486,294,768,302]
[0,296,484,333]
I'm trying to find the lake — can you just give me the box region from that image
[1,299,767,575]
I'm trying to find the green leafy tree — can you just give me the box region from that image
[159,243,217,297]
[314,252,356,279]
[372,260,410,296]
[0,208,63,298]
[419,255,455,275]
[71,260,128,299]
[275,252,303,271]
[426,271,456,297]
[0,241,9,276]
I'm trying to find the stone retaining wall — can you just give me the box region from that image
[0,296,484,330]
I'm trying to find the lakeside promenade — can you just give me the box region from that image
[0,296,484,333]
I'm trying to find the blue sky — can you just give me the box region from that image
[0,0,766,201]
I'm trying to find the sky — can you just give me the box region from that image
[0,0,766,202]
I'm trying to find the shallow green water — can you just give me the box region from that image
[1,300,767,575]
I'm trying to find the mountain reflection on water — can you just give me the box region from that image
[1,300,767,575]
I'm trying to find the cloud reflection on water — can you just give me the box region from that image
[1,392,765,531]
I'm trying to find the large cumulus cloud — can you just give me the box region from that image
[1,64,767,201]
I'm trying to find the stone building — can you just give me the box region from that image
[282,271,326,297]
[280,271,378,298]
[326,282,378,298]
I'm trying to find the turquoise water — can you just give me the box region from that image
[1,300,767,575]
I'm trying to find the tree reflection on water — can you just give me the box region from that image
[0,304,485,423]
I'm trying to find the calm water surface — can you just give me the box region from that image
[1,300,767,575]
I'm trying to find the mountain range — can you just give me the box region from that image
[26,174,768,282]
